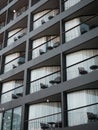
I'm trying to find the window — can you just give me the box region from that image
[32,36,60,58]
[33,9,59,29]
[4,53,20,73]
[65,18,81,42]
[30,67,60,93]
[7,28,27,46]
[67,89,98,126]
[3,109,12,130]
[12,107,22,130]
[28,102,61,130]
[66,49,98,80]
[1,80,23,103]
[0,107,22,130]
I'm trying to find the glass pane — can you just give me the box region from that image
[3,110,12,130]
[68,104,98,126]
[0,113,2,130]
[12,107,22,130]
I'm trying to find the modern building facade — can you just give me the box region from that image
[0,0,98,130]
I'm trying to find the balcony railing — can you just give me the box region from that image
[1,84,23,103]
[66,55,98,80]
[7,28,27,46]
[27,112,62,130]
[30,70,61,93]
[63,15,98,43]
[30,36,60,59]
[32,9,59,30]
[4,54,25,73]
[66,103,98,126]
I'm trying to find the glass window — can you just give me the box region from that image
[4,53,20,73]
[30,67,60,93]
[67,89,98,126]
[1,80,23,104]
[1,107,22,130]
[0,113,2,130]
[3,110,12,130]
[28,102,61,130]
[12,107,22,130]
[66,49,98,80]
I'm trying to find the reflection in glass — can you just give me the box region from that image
[28,102,61,130]
[3,110,12,130]
[0,113,2,130]
[12,107,22,130]
[67,89,98,126]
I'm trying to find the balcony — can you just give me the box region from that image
[1,83,23,104]
[66,51,98,80]
[4,53,25,73]
[63,15,98,43]
[30,36,60,59]
[30,70,61,93]
[67,103,98,126]
[28,112,62,130]
[67,89,98,126]
[32,9,59,30]
[7,28,27,46]
[28,98,61,130]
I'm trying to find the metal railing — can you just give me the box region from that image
[7,28,27,46]
[1,84,23,103]
[63,15,98,43]
[66,54,98,80]
[29,36,60,59]
[4,54,25,73]
[29,70,61,93]
[27,112,62,130]
[66,102,98,126]
[31,9,59,30]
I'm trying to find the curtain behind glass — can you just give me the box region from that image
[65,18,81,42]
[67,89,98,126]
[1,81,15,103]
[29,102,61,120]
[30,67,60,93]
[1,80,23,103]
[33,10,58,29]
[28,102,61,130]
[64,0,81,10]
[32,37,46,58]
[4,53,20,72]
[66,49,98,80]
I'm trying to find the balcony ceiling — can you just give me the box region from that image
[65,36,98,54]
[33,0,59,13]
[7,17,27,31]
[2,71,24,82]
[30,55,61,70]
[31,22,60,40]
[29,93,61,105]
[5,42,26,55]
